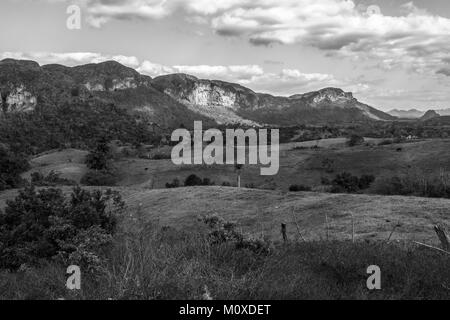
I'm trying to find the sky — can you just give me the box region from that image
[0,0,449,111]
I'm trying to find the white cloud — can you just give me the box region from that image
[1,50,341,94]
[55,0,450,77]
[0,51,140,68]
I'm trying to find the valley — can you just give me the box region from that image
[1,58,450,300]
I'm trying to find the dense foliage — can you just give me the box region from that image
[184,174,215,187]
[0,102,154,155]
[325,172,375,193]
[0,144,29,191]
[0,186,124,271]
[30,171,75,187]
[289,184,312,192]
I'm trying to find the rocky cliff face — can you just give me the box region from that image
[0,58,395,126]
[0,85,37,113]
[0,59,214,129]
[152,74,394,125]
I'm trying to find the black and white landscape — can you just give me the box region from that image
[0,0,450,301]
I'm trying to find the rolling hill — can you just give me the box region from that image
[0,185,447,245]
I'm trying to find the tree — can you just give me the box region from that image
[0,144,29,191]
[347,134,364,147]
[0,186,123,270]
[85,137,110,171]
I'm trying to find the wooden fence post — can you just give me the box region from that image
[281,223,288,243]
[434,224,449,252]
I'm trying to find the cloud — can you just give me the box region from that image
[136,59,336,93]
[1,50,341,94]
[0,51,140,68]
[138,60,265,81]
[436,68,450,77]
[51,0,450,77]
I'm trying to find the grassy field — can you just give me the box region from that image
[20,138,450,191]
[2,138,449,300]
[1,183,450,299]
[8,137,450,246]
[2,186,449,246]
[22,149,88,183]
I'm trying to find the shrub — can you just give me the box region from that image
[166,178,180,189]
[331,172,360,193]
[0,144,29,191]
[152,153,171,160]
[185,174,202,186]
[330,172,375,193]
[85,137,111,171]
[358,174,376,190]
[347,134,364,147]
[184,174,215,187]
[200,214,271,255]
[289,184,312,192]
[81,170,117,186]
[372,173,450,199]
[0,186,124,271]
[30,170,75,186]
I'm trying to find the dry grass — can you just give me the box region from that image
[18,139,450,191]
[2,186,449,245]
[1,224,450,300]
[22,149,88,183]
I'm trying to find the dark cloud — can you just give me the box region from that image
[437,68,450,76]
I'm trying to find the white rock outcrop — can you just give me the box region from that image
[1,85,37,113]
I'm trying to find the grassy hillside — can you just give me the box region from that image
[17,138,450,191]
[22,149,88,183]
[110,138,450,191]
[1,185,450,300]
[1,186,449,245]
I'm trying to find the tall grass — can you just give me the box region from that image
[373,170,450,199]
[1,221,450,300]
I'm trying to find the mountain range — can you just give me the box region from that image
[0,58,397,128]
[388,109,450,119]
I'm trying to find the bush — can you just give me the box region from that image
[0,144,29,191]
[358,174,376,190]
[30,170,75,187]
[184,174,215,187]
[152,153,171,160]
[81,170,117,186]
[200,214,271,255]
[289,184,312,192]
[0,186,124,271]
[1,221,450,299]
[86,138,110,171]
[347,134,364,147]
[372,173,450,198]
[166,178,180,189]
[330,172,375,193]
